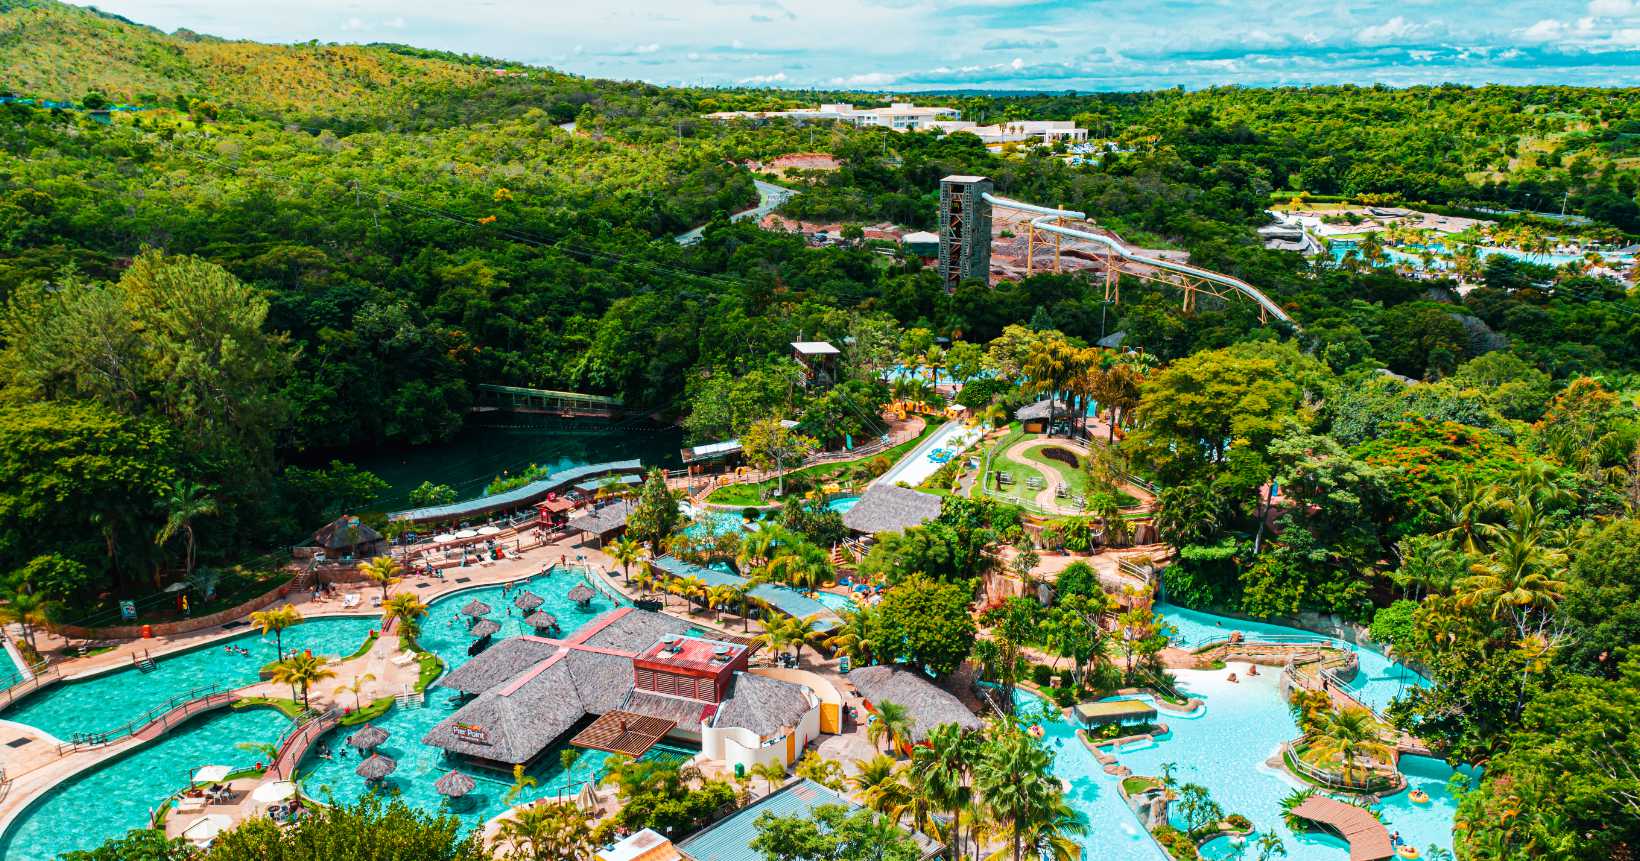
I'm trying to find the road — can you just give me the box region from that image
[675,179,797,245]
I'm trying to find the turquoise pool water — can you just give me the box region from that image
[683,510,751,539]
[825,496,860,513]
[2,615,380,741]
[1328,240,1631,271]
[810,590,858,614]
[1157,603,1428,714]
[0,707,291,861]
[297,568,643,825]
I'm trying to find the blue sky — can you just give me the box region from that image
[82,0,1640,90]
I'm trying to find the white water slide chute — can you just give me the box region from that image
[980,193,1294,325]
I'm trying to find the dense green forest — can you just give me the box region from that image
[2,2,1640,857]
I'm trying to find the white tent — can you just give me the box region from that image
[453,529,479,539]
[477,525,502,536]
[432,533,457,544]
[182,814,233,846]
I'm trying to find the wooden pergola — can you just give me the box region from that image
[568,711,675,757]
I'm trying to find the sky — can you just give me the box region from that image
[79,0,1640,91]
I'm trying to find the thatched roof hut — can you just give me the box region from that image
[311,516,384,554]
[434,770,476,799]
[1014,398,1070,422]
[461,600,492,618]
[848,665,982,742]
[346,723,389,751]
[469,619,501,638]
[842,485,942,535]
[567,583,595,605]
[525,611,558,631]
[513,591,544,611]
[713,674,814,739]
[355,753,397,781]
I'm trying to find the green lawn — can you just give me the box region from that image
[705,423,939,506]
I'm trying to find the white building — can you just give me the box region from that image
[704,102,960,131]
[928,119,1089,145]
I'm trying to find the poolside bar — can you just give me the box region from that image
[1072,699,1157,729]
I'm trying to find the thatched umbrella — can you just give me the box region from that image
[434,770,477,799]
[355,753,397,781]
[469,619,501,638]
[567,584,594,605]
[525,611,558,632]
[347,723,390,752]
[513,591,544,612]
[461,599,492,618]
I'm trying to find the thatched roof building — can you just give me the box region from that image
[712,674,813,738]
[847,665,982,742]
[567,499,637,547]
[1014,398,1070,422]
[311,516,384,555]
[842,485,942,535]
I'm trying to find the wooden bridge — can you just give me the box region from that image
[475,384,622,418]
[267,708,340,779]
[56,685,240,754]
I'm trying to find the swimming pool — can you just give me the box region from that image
[296,568,641,826]
[2,615,381,741]
[873,421,983,489]
[0,706,291,860]
[1157,603,1428,714]
[825,496,860,513]
[809,590,858,614]
[683,509,751,539]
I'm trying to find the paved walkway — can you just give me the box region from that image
[998,436,1155,514]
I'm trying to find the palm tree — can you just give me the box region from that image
[357,556,402,603]
[826,607,877,666]
[974,725,1058,861]
[250,605,302,660]
[851,754,901,809]
[1019,794,1088,861]
[668,574,708,612]
[868,699,914,756]
[154,480,217,582]
[1308,708,1394,788]
[1432,476,1499,555]
[1023,336,1075,437]
[503,762,539,805]
[269,652,336,710]
[1457,527,1568,624]
[768,543,833,590]
[607,536,644,584]
[382,593,429,640]
[705,585,738,622]
[0,574,53,652]
[915,723,977,860]
[780,614,826,664]
[494,801,592,861]
[332,673,377,711]
[1254,830,1288,861]
[749,759,788,796]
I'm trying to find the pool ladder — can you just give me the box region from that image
[395,689,425,709]
[132,650,156,673]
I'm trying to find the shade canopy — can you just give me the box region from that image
[250,780,296,803]
[567,584,595,604]
[191,764,231,784]
[524,611,558,630]
[469,619,501,638]
[432,533,457,544]
[313,516,384,550]
[477,525,502,536]
[355,753,398,780]
[513,591,544,611]
[461,600,493,617]
[182,813,233,844]
[347,723,390,750]
[453,529,479,539]
[434,770,477,798]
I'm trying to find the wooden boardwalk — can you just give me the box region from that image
[129,692,241,743]
[267,710,339,779]
[1290,795,1393,861]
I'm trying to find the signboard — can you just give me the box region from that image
[119,600,137,622]
[451,723,490,745]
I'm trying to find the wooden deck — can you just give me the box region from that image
[569,711,674,757]
[267,710,339,779]
[1290,795,1394,861]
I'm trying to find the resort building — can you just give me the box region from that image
[680,419,800,467]
[846,665,983,748]
[598,829,682,861]
[566,498,639,547]
[388,459,644,525]
[703,102,960,131]
[423,608,830,773]
[1073,698,1157,731]
[840,484,942,536]
[676,778,944,861]
[1014,398,1071,434]
[927,119,1089,145]
[648,556,842,632]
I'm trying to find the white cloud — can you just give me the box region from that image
[981,37,1058,50]
[384,16,406,28]
[339,16,365,31]
[1588,0,1638,16]
[1357,15,1431,45]
[634,42,661,53]
[740,71,788,83]
[1010,56,1024,70]
[829,71,898,86]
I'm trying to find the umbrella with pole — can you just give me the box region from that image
[347,723,390,752]
[513,591,544,612]
[355,753,397,782]
[434,770,477,800]
[461,600,492,618]
[567,584,594,606]
[524,611,559,634]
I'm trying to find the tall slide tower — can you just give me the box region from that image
[938,175,993,290]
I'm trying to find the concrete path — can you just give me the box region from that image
[675,179,797,245]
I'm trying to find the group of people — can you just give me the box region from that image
[221,644,252,657]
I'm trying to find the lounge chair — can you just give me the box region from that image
[176,796,207,813]
[340,594,361,609]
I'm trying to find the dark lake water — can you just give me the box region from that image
[351,414,683,511]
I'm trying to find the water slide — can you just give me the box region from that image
[982,194,1295,325]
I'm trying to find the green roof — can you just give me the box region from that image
[677,779,939,861]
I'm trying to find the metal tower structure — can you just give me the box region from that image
[939,175,993,290]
